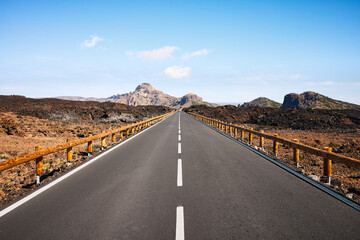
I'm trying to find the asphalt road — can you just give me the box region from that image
[0,111,359,239]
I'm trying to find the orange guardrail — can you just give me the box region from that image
[189,112,360,184]
[0,111,173,184]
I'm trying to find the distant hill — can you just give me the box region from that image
[241,97,281,108]
[57,83,216,109]
[55,96,108,102]
[281,91,360,110]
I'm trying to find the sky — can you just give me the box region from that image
[0,0,359,104]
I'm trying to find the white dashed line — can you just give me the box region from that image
[176,206,185,240]
[179,130,181,134]
[177,159,183,187]
[178,142,181,154]
[178,135,181,141]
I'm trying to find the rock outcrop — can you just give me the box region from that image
[108,83,177,106]
[241,97,281,108]
[281,91,360,110]
[58,83,215,109]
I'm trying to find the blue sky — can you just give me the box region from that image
[0,0,359,104]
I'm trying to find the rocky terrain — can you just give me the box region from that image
[185,104,360,130]
[281,91,360,110]
[0,95,171,123]
[57,83,216,109]
[241,97,281,108]
[185,104,360,203]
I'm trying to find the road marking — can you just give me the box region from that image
[178,135,181,141]
[177,159,182,187]
[178,142,181,154]
[0,114,173,218]
[179,130,181,134]
[176,206,185,240]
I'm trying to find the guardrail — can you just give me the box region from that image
[189,112,360,185]
[0,112,173,184]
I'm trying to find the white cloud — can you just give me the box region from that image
[163,66,191,79]
[82,35,104,48]
[126,46,179,60]
[182,49,210,59]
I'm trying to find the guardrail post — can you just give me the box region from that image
[88,134,92,157]
[273,134,279,157]
[132,124,135,134]
[260,130,264,150]
[241,130,244,142]
[249,128,253,145]
[323,147,332,185]
[111,129,116,144]
[101,131,106,150]
[66,139,72,166]
[120,131,124,140]
[126,125,130,136]
[234,125,238,138]
[35,145,43,185]
[293,139,300,168]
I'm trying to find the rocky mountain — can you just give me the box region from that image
[281,91,360,110]
[108,83,176,106]
[241,97,281,108]
[57,83,215,109]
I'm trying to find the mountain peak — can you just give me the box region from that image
[135,83,154,91]
[241,97,281,108]
[281,91,360,109]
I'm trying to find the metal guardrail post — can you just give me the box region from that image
[249,128,253,145]
[112,128,116,144]
[293,139,300,168]
[88,134,92,157]
[241,130,244,142]
[35,146,43,185]
[66,139,73,166]
[260,130,264,150]
[273,134,279,157]
[120,131,124,140]
[101,131,106,150]
[324,147,332,185]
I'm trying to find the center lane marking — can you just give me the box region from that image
[178,142,181,154]
[176,206,185,240]
[177,159,183,187]
[178,135,181,141]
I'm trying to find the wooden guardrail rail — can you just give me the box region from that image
[0,111,173,184]
[189,112,360,185]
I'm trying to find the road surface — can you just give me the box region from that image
[0,111,359,239]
